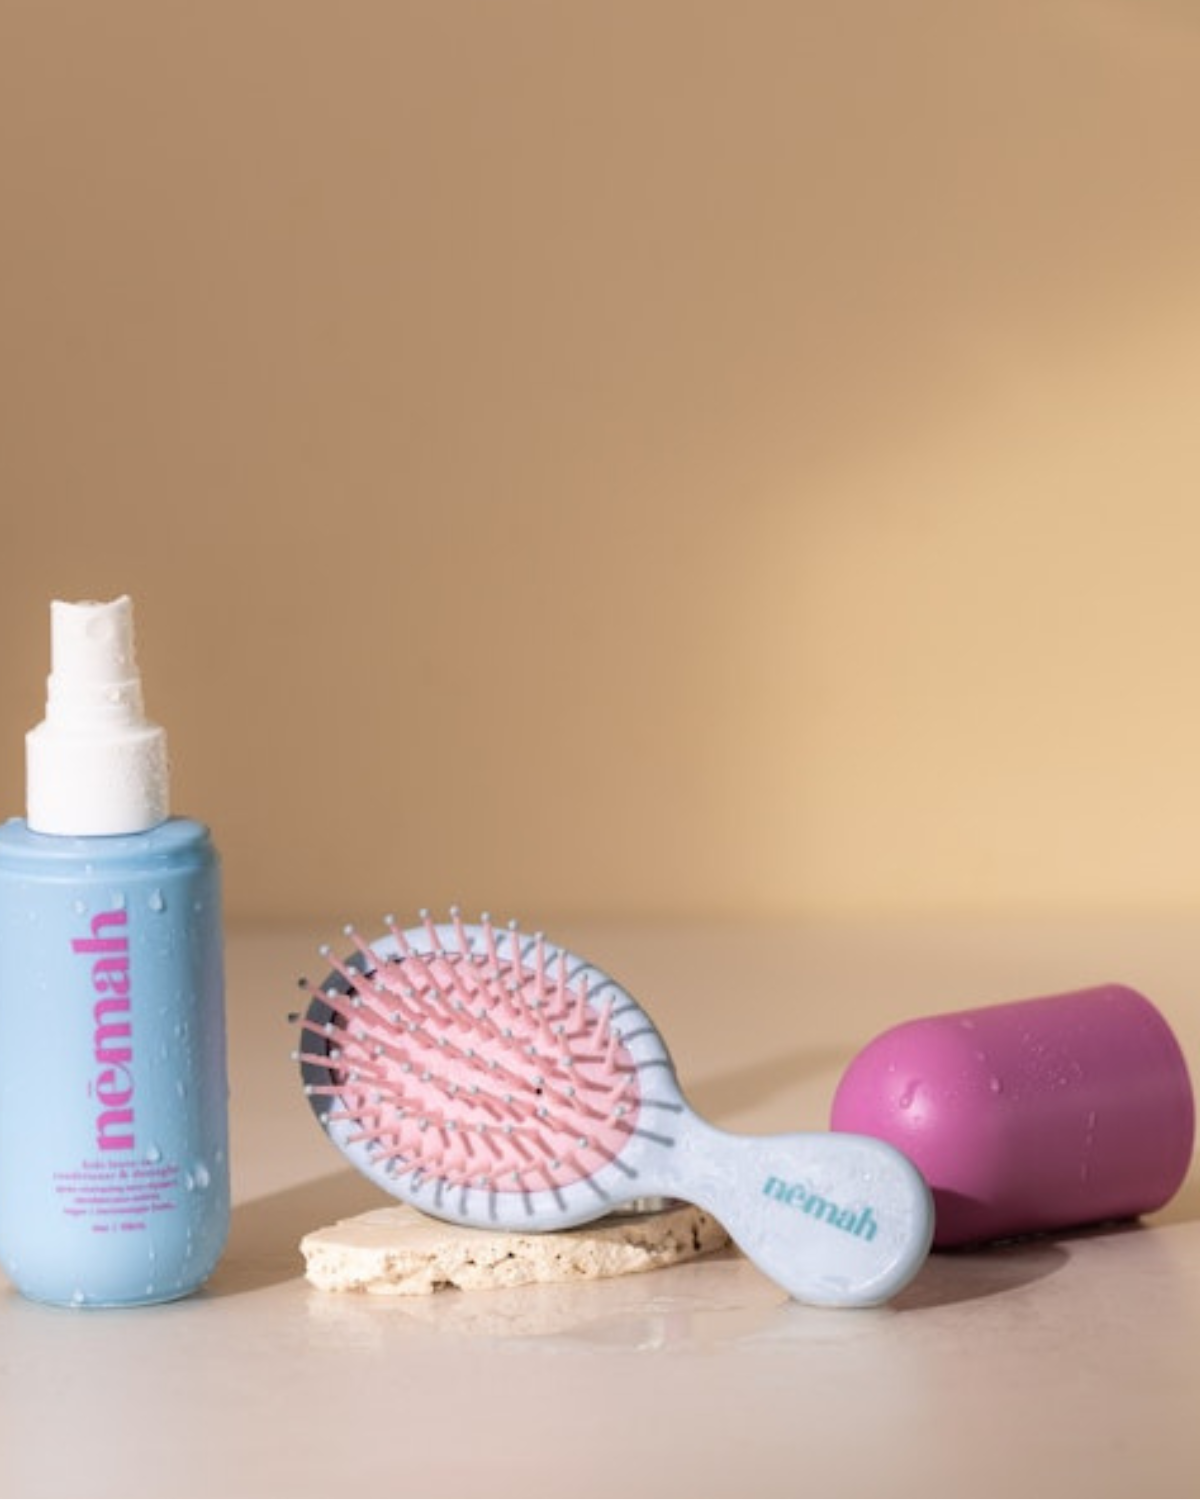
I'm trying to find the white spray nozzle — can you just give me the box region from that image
[26,595,170,836]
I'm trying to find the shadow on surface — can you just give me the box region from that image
[893,1238,1068,1311]
[207,1170,388,1296]
[893,1217,1160,1312]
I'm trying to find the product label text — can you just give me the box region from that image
[762,1175,879,1240]
[72,907,135,1153]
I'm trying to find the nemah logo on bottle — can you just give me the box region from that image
[73,908,135,1153]
[762,1175,879,1240]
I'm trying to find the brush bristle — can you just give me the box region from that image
[297,914,640,1194]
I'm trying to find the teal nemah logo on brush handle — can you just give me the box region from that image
[762,1175,880,1241]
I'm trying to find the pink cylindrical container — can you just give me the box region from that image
[830,984,1194,1248]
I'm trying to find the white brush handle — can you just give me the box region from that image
[639,1113,933,1306]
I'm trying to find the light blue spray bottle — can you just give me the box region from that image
[0,595,229,1306]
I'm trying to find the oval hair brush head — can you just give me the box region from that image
[293,909,933,1307]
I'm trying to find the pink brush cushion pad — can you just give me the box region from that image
[830,984,1194,1248]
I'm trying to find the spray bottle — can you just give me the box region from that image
[0,595,229,1305]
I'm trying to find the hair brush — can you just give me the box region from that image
[293,909,933,1307]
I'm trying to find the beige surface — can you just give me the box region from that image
[300,1201,730,1295]
[3,9,1198,1492]
[0,916,1196,1498]
[5,4,1200,925]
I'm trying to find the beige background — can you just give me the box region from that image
[3,0,1200,928]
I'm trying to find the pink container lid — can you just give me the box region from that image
[830,984,1194,1248]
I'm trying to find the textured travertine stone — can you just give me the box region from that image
[300,1200,730,1295]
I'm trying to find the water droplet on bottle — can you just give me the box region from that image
[192,1163,210,1189]
[148,890,166,913]
[71,899,87,916]
[145,1144,162,1163]
[989,1075,1004,1095]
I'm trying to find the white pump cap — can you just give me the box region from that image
[25,595,170,836]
